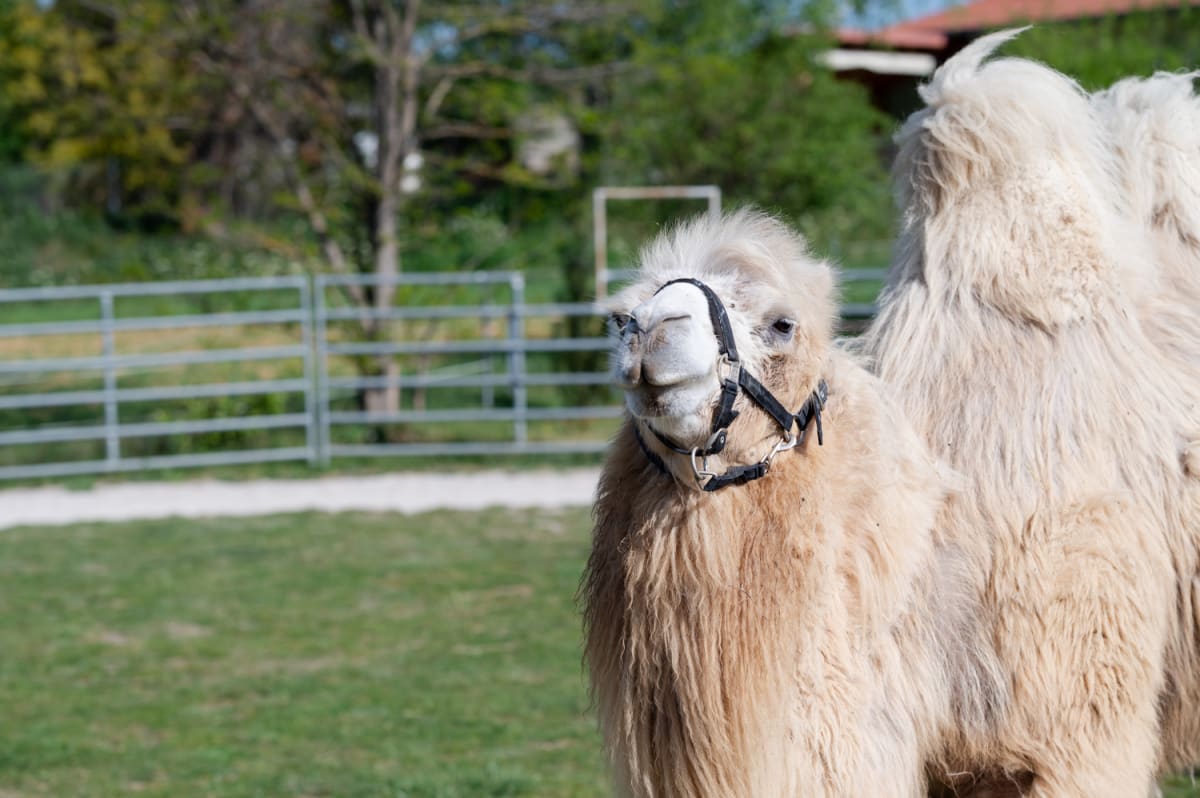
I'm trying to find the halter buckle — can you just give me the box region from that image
[764,432,798,464]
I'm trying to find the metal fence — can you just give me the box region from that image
[0,277,316,480]
[313,271,620,462]
[0,269,883,481]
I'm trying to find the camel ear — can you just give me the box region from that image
[929,159,1110,329]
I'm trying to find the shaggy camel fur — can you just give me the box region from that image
[1093,69,1200,778]
[865,30,1200,794]
[1094,73,1200,383]
[582,209,1004,797]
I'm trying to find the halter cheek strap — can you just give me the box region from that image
[634,277,828,492]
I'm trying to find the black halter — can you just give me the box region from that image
[634,277,828,492]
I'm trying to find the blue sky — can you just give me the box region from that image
[848,0,961,29]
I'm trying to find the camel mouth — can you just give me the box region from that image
[640,374,693,390]
[624,374,715,408]
[622,374,716,414]
[623,387,671,419]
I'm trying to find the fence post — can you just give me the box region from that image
[508,273,527,447]
[299,278,318,465]
[99,290,120,470]
[313,277,332,466]
[482,284,495,410]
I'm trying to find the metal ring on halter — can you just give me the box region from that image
[689,447,717,483]
[720,356,740,378]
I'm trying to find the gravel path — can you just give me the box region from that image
[0,469,602,530]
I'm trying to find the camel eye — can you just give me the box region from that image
[771,318,796,338]
[609,313,632,333]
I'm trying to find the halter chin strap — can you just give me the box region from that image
[634,277,828,492]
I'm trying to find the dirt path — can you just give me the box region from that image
[0,469,602,530]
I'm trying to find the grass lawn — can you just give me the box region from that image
[0,507,1196,797]
[0,508,606,797]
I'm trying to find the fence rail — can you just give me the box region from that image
[0,269,883,481]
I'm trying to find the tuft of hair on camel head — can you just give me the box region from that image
[608,208,839,351]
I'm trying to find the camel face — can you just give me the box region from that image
[610,274,814,465]
[607,211,833,471]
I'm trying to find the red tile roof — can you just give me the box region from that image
[837,26,950,49]
[839,0,1186,51]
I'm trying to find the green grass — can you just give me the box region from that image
[0,508,1195,797]
[0,508,607,797]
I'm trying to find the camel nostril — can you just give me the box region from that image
[609,313,637,335]
[618,358,642,388]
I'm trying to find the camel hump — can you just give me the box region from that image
[917,27,1029,106]
[899,24,1097,192]
[889,26,1137,328]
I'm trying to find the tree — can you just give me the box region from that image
[0,1,214,218]
[598,0,894,259]
[183,0,629,414]
[0,0,897,419]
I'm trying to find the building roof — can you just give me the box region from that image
[837,26,950,49]
[841,0,1184,51]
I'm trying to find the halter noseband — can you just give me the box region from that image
[633,277,828,492]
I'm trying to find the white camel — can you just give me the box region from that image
[865,29,1200,795]
[583,209,1003,797]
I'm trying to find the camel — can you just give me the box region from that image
[864,30,1200,794]
[581,208,1005,797]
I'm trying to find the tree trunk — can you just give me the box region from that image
[360,0,420,418]
[364,356,401,417]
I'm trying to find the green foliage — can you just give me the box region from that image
[0,0,896,290]
[1005,8,1200,91]
[0,176,298,287]
[0,0,201,216]
[601,7,894,255]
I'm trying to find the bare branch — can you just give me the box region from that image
[422,73,457,122]
[223,75,368,309]
[347,0,372,43]
[424,123,512,140]
[439,2,633,36]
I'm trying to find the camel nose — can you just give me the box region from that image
[617,355,642,389]
[614,319,643,388]
[612,288,699,390]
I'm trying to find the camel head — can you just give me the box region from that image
[608,210,836,488]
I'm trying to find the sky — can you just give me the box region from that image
[847,0,962,29]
